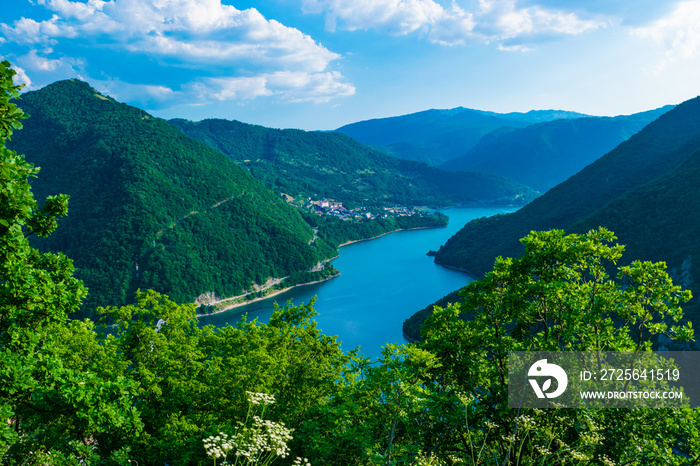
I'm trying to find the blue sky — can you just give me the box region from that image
[1,0,699,130]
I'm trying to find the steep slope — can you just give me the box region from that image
[440,107,673,192]
[9,79,322,314]
[572,146,700,288]
[403,95,700,340]
[168,118,536,207]
[335,107,588,166]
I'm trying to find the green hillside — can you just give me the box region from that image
[335,107,588,165]
[441,107,672,192]
[8,79,325,314]
[2,63,698,465]
[403,95,700,341]
[169,118,536,206]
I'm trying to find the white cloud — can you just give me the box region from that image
[0,15,78,44]
[12,49,85,88]
[193,70,356,104]
[481,1,601,39]
[497,43,533,52]
[303,0,445,35]
[303,0,604,48]
[192,76,273,101]
[631,0,700,73]
[267,71,357,103]
[12,66,32,89]
[90,78,178,104]
[429,3,476,46]
[24,49,64,71]
[1,0,353,104]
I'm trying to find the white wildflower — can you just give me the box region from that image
[515,415,536,430]
[484,420,499,429]
[535,445,551,456]
[246,391,276,406]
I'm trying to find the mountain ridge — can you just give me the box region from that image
[440,106,674,192]
[335,106,590,165]
[168,117,537,207]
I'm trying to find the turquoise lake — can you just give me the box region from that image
[198,206,518,359]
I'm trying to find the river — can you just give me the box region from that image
[198,206,518,359]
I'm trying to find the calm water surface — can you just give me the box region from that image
[199,206,517,359]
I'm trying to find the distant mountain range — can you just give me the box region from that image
[440,107,673,192]
[404,94,700,341]
[169,118,536,207]
[335,107,589,166]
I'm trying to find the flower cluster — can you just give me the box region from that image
[579,430,605,446]
[484,420,499,429]
[570,450,591,461]
[203,432,234,460]
[246,391,276,406]
[515,414,536,430]
[534,445,552,456]
[202,392,298,465]
[414,450,447,466]
[250,415,293,458]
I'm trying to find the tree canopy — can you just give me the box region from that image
[1,62,698,465]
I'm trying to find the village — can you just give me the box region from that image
[303,197,437,221]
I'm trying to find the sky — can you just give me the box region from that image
[1,0,700,130]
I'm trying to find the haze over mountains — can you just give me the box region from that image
[440,107,673,192]
[335,107,589,166]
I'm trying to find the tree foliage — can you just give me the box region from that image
[1,63,698,465]
[0,61,142,463]
[8,79,324,315]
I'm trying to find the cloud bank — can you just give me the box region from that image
[1,0,355,106]
[631,0,700,74]
[302,0,604,47]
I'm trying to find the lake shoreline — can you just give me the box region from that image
[195,225,443,318]
[196,206,518,359]
[195,272,342,317]
[337,225,442,248]
[433,260,478,279]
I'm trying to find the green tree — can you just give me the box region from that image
[97,290,355,464]
[415,228,698,464]
[301,228,700,465]
[0,61,142,463]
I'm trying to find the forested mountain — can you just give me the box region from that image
[169,118,536,206]
[8,79,325,314]
[3,63,698,465]
[440,106,673,192]
[335,107,588,165]
[404,95,700,340]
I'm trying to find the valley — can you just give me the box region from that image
[3,1,700,461]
